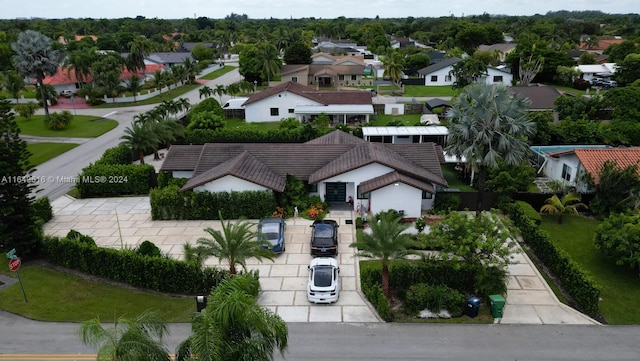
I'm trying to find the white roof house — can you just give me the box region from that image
[575,63,617,81]
[362,126,449,146]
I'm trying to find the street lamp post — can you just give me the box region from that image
[253,80,257,93]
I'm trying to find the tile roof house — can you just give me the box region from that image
[160,131,448,217]
[43,63,165,95]
[145,52,196,68]
[242,81,374,124]
[575,148,640,186]
[278,53,366,87]
[477,43,516,62]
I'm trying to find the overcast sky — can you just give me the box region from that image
[3,0,638,20]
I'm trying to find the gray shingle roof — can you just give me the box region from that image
[160,144,204,171]
[418,57,462,76]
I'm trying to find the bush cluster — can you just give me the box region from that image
[94,144,133,166]
[41,235,230,295]
[76,164,155,198]
[31,196,53,225]
[505,201,601,316]
[405,283,466,316]
[180,125,322,144]
[362,283,392,321]
[433,193,461,213]
[150,185,276,220]
[515,200,542,225]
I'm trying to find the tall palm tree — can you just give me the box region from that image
[2,71,26,102]
[11,30,60,120]
[63,46,97,85]
[127,75,143,103]
[257,42,282,85]
[196,211,276,275]
[182,57,198,83]
[382,51,405,89]
[176,274,287,361]
[349,212,421,298]
[78,309,170,361]
[540,193,588,224]
[126,37,154,75]
[152,70,167,95]
[446,83,535,216]
[120,123,160,164]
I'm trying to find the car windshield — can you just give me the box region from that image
[260,224,280,244]
[314,224,334,238]
[313,266,333,287]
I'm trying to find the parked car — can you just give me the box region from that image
[60,89,75,98]
[257,217,286,253]
[307,257,340,304]
[310,219,339,256]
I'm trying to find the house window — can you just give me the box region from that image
[308,183,318,192]
[493,75,503,83]
[288,109,294,113]
[422,191,433,199]
[357,186,370,199]
[351,74,357,80]
[291,76,298,83]
[445,75,452,82]
[431,75,438,82]
[562,164,572,182]
[339,75,345,81]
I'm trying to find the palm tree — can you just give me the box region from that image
[225,82,240,98]
[79,309,170,361]
[2,71,26,102]
[127,75,143,103]
[540,193,588,224]
[382,51,405,89]
[349,212,421,298]
[213,84,226,103]
[199,85,213,99]
[182,57,198,83]
[157,117,184,149]
[120,123,160,164]
[126,37,154,75]
[176,274,287,361]
[152,70,167,95]
[196,211,276,275]
[257,42,282,84]
[445,83,535,216]
[63,46,97,85]
[11,30,60,120]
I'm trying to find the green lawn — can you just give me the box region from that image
[403,85,458,97]
[441,163,476,192]
[0,265,195,322]
[548,84,590,96]
[198,65,237,80]
[1,86,38,99]
[27,142,79,166]
[17,115,117,137]
[94,83,201,108]
[540,214,640,324]
[225,118,281,130]
[369,113,422,126]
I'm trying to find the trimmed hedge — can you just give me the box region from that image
[515,200,542,225]
[362,283,392,321]
[506,201,601,316]
[41,236,230,295]
[31,196,53,224]
[180,125,322,145]
[76,164,154,198]
[150,185,276,220]
[94,144,133,166]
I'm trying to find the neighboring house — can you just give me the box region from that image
[43,63,165,95]
[567,49,609,64]
[57,35,98,44]
[509,85,567,114]
[575,63,617,82]
[362,126,449,147]
[146,52,196,68]
[390,36,431,49]
[242,81,373,124]
[278,53,366,87]
[531,145,610,190]
[477,43,516,62]
[313,41,365,55]
[160,131,448,218]
[417,57,462,86]
[579,37,626,54]
[177,42,217,53]
[573,148,640,192]
[417,57,512,86]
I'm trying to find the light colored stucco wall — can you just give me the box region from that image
[371,183,422,218]
[244,92,320,122]
[195,175,269,193]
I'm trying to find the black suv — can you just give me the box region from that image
[310,219,339,256]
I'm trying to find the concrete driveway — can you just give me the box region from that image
[43,196,380,323]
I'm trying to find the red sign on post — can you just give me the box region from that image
[9,257,21,271]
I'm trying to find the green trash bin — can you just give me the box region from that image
[488,294,506,318]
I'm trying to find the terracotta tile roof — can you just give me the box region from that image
[359,171,435,194]
[43,64,165,85]
[181,151,286,191]
[574,148,640,184]
[161,131,447,190]
[579,38,625,51]
[243,81,371,106]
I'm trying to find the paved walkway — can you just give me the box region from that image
[43,196,380,323]
[20,135,91,144]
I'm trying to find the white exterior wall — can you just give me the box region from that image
[371,183,422,218]
[477,68,513,86]
[423,67,456,86]
[384,103,405,115]
[244,92,321,123]
[195,175,269,193]
[321,163,394,210]
[421,195,435,210]
[172,171,193,179]
[544,154,581,186]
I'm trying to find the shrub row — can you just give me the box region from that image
[506,202,601,316]
[76,164,155,198]
[515,200,542,225]
[41,235,230,295]
[31,196,53,225]
[362,283,392,321]
[94,144,133,166]
[405,283,466,316]
[150,185,276,220]
[180,125,322,145]
[387,259,478,300]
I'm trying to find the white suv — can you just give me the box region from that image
[307,257,340,304]
[60,89,75,98]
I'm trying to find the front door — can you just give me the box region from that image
[325,182,346,202]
